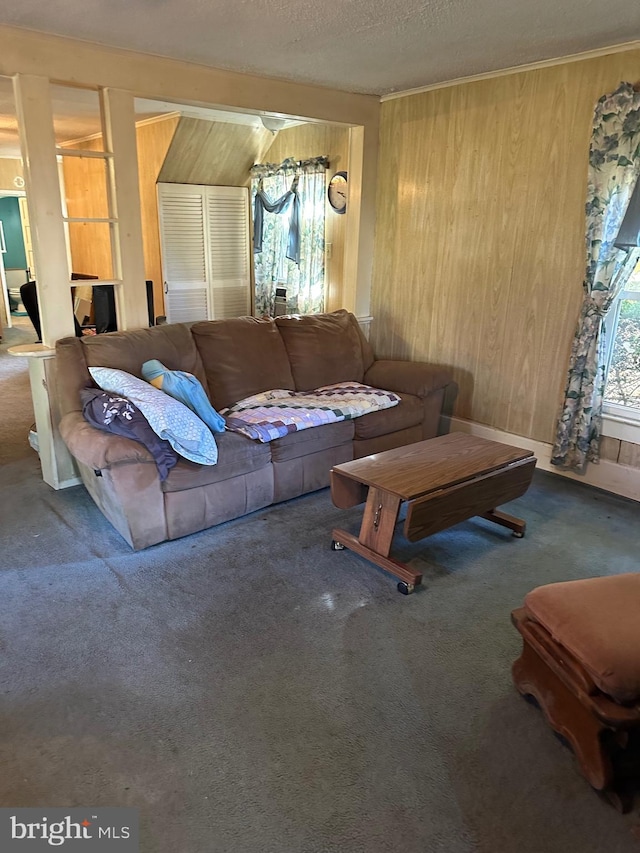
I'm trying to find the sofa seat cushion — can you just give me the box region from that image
[524,573,640,704]
[192,317,294,410]
[354,392,423,440]
[161,430,271,493]
[275,310,365,391]
[271,420,354,463]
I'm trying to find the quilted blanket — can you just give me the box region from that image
[223,382,400,443]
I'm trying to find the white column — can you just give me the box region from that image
[13,74,75,345]
[343,125,365,316]
[101,87,149,330]
[8,345,81,490]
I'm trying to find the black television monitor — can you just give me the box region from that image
[90,281,155,334]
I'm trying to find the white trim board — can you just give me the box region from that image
[450,417,640,503]
[602,412,640,444]
[381,39,640,102]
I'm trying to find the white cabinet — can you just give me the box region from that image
[157,182,251,323]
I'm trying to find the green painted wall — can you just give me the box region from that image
[0,196,26,270]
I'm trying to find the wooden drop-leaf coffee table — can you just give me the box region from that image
[330,433,536,594]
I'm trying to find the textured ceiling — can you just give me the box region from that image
[0,0,638,96]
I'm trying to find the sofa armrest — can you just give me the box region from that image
[364,360,453,398]
[59,412,155,471]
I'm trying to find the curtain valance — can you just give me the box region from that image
[250,156,329,179]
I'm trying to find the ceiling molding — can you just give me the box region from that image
[58,111,181,147]
[381,39,640,102]
[133,111,181,128]
[57,132,102,148]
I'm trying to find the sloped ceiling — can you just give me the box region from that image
[0,0,637,96]
[158,117,275,187]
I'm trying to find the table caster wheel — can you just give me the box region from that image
[397,582,415,595]
[331,540,345,551]
[512,530,525,539]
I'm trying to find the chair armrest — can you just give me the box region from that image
[364,360,453,398]
[59,411,155,470]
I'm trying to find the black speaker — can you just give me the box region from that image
[146,280,155,327]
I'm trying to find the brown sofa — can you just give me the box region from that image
[55,310,456,549]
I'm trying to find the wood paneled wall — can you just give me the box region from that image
[61,114,178,314]
[159,117,273,186]
[600,437,640,468]
[62,136,111,282]
[136,115,180,314]
[0,158,23,190]
[264,122,350,312]
[372,50,640,445]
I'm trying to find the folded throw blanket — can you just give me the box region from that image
[80,387,179,480]
[224,382,400,443]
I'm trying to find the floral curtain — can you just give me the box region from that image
[253,175,300,263]
[551,82,640,470]
[251,156,328,317]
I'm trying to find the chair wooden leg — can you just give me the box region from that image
[513,638,614,792]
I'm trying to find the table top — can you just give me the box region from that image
[332,433,534,501]
[7,343,55,358]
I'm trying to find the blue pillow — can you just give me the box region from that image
[141,359,225,433]
[88,367,218,466]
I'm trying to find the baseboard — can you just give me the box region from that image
[450,417,640,503]
[54,476,83,490]
[356,315,374,339]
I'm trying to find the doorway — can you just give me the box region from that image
[0,189,33,336]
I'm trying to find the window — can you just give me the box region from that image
[603,258,640,421]
[603,172,640,428]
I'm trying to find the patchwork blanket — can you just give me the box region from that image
[223,382,400,443]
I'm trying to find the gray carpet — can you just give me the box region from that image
[1,330,639,852]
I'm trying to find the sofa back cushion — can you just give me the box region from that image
[191,317,295,410]
[55,337,92,417]
[55,323,208,418]
[275,310,365,391]
[81,322,206,380]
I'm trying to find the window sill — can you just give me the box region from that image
[602,411,640,444]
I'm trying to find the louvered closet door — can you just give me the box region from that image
[158,183,208,323]
[158,183,251,324]
[205,186,251,319]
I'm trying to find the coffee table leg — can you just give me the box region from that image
[331,487,423,593]
[481,508,526,538]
